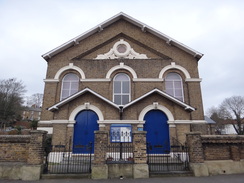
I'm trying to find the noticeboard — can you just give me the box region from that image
[110,124,132,143]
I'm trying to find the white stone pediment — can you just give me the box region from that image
[95,39,148,59]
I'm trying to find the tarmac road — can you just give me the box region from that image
[1,174,244,183]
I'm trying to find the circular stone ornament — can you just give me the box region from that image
[113,40,131,57]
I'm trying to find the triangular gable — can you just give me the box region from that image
[48,88,195,112]
[123,88,195,111]
[42,12,203,61]
[48,88,120,111]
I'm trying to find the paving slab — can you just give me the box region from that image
[1,174,244,183]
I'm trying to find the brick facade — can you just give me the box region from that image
[38,13,207,177]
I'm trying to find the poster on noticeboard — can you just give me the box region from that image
[110,124,132,143]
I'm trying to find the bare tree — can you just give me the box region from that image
[206,106,226,134]
[0,78,26,129]
[219,96,244,135]
[26,93,43,108]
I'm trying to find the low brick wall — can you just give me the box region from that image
[0,135,30,162]
[202,135,244,161]
[0,130,47,180]
[187,132,244,176]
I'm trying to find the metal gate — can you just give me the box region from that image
[43,139,92,174]
[147,138,189,173]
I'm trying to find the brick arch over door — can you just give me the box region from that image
[69,104,103,154]
[69,104,104,122]
[138,104,174,122]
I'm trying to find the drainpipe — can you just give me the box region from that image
[186,82,193,132]
[119,106,123,120]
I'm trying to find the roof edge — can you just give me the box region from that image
[48,88,119,111]
[42,12,203,61]
[123,88,195,111]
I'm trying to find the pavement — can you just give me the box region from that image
[1,174,244,183]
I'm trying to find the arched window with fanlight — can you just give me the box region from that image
[113,73,130,105]
[165,72,184,102]
[60,73,79,101]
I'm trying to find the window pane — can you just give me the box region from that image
[122,81,129,93]
[71,82,79,90]
[165,81,173,88]
[122,95,129,105]
[166,73,181,80]
[61,73,80,100]
[113,73,130,105]
[62,82,70,89]
[165,89,174,96]
[61,90,69,100]
[70,89,77,95]
[165,72,184,101]
[175,89,183,97]
[114,95,121,105]
[174,81,182,88]
[115,74,129,81]
[65,73,79,81]
[114,81,121,93]
[176,96,183,101]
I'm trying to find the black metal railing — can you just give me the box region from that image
[106,142,134,164]
[147,138,189,173]
[43,139,92,174]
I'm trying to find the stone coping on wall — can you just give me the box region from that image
[0,135,31,143]
[0,162,26,166]
[201,135,244,144]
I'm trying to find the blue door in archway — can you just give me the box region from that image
[73,110,99,154]
[143,110,170,154]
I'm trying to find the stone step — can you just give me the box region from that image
[148,156,186,164]
[150,171,193,177]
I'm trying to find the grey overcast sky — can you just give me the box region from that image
[0,0,244,112]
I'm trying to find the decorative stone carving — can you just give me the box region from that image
[95,39,148,59]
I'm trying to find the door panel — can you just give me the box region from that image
[144,110,170,154]
[73,110,99,153]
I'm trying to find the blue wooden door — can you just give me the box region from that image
[143,110,170,154]
[73,110,99,154]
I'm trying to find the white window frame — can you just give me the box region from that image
[165,73,184,102]
[60,73,79,101]
[113,73,131,106]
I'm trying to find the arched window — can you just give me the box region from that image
[61,73,79,100]
[165,73,184,101]
[113,73,130,105]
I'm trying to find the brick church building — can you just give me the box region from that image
[38,12,207,178]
